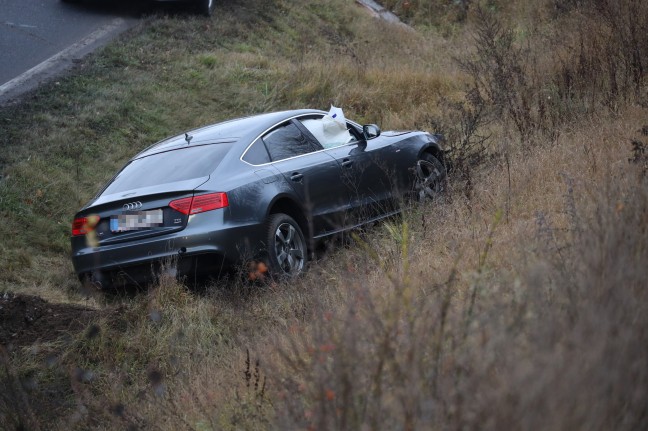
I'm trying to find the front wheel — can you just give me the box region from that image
[413,153,446,202]
[199,0,215,16]
[266,213,307,278]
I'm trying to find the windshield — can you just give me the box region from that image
[101,144,232,195]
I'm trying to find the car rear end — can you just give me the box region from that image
[71,142,238,288]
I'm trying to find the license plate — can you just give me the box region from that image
[110,209,163,233]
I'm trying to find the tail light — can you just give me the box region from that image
[72,216,100,236]
[169,192,228,215]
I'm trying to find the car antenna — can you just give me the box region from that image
[185,133,193,145]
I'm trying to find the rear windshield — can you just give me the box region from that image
[101,144,232,195]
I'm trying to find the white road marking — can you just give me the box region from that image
[355,0,412,29]
[0,17,126,97]
[3,21,38,29]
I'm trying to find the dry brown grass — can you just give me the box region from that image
[260,104,648,430]
[1,0,647,429]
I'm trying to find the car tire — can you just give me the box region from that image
[199,0,215,17]
[266,213,307,278]
[413,153,446,202]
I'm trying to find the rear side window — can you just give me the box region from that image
[262,122,321,162]
[242,140,271,165]
[101,143,232,195]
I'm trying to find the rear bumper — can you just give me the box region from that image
[77,253,230,288]
[71,210,265,284]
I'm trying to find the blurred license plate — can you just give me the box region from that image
[110,209,163,232]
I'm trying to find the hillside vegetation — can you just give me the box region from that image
[1,0,647,429]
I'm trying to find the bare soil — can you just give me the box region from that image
[0,292,97,347]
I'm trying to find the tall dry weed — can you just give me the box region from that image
[440,0,648,148]
[272,158,648,430]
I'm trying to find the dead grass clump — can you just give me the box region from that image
[456,1,648,142]
[0,345,42,430]
[271,157,648,431]
[381,0,473,29]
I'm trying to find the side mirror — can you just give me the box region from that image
[362,124,381,140]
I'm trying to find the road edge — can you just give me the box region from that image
[355,0,412,29]
[0,17,132,106]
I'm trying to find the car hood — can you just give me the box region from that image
[381,130,416,137]
[86,176,210,209]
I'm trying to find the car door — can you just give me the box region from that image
[324,140,396,221]
[297,116,395,223]
[263,120,353,237]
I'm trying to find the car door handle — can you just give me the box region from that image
[290,172,304,182]
[341,159,353,168]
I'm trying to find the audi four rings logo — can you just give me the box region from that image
[123,201,143,211]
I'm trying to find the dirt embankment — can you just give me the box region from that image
[0,293,97,347]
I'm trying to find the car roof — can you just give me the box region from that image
[134,109,325,159]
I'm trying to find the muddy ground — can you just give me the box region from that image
[0,292,97,348]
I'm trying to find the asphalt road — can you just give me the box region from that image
[0,0,146,102]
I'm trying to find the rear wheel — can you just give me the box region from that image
[413,153,446,202]
[266,213,307,278]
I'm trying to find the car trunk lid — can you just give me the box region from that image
[77,187,201,246]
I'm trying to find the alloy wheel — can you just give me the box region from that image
[274,222,305,275]
[414,159,444,202]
